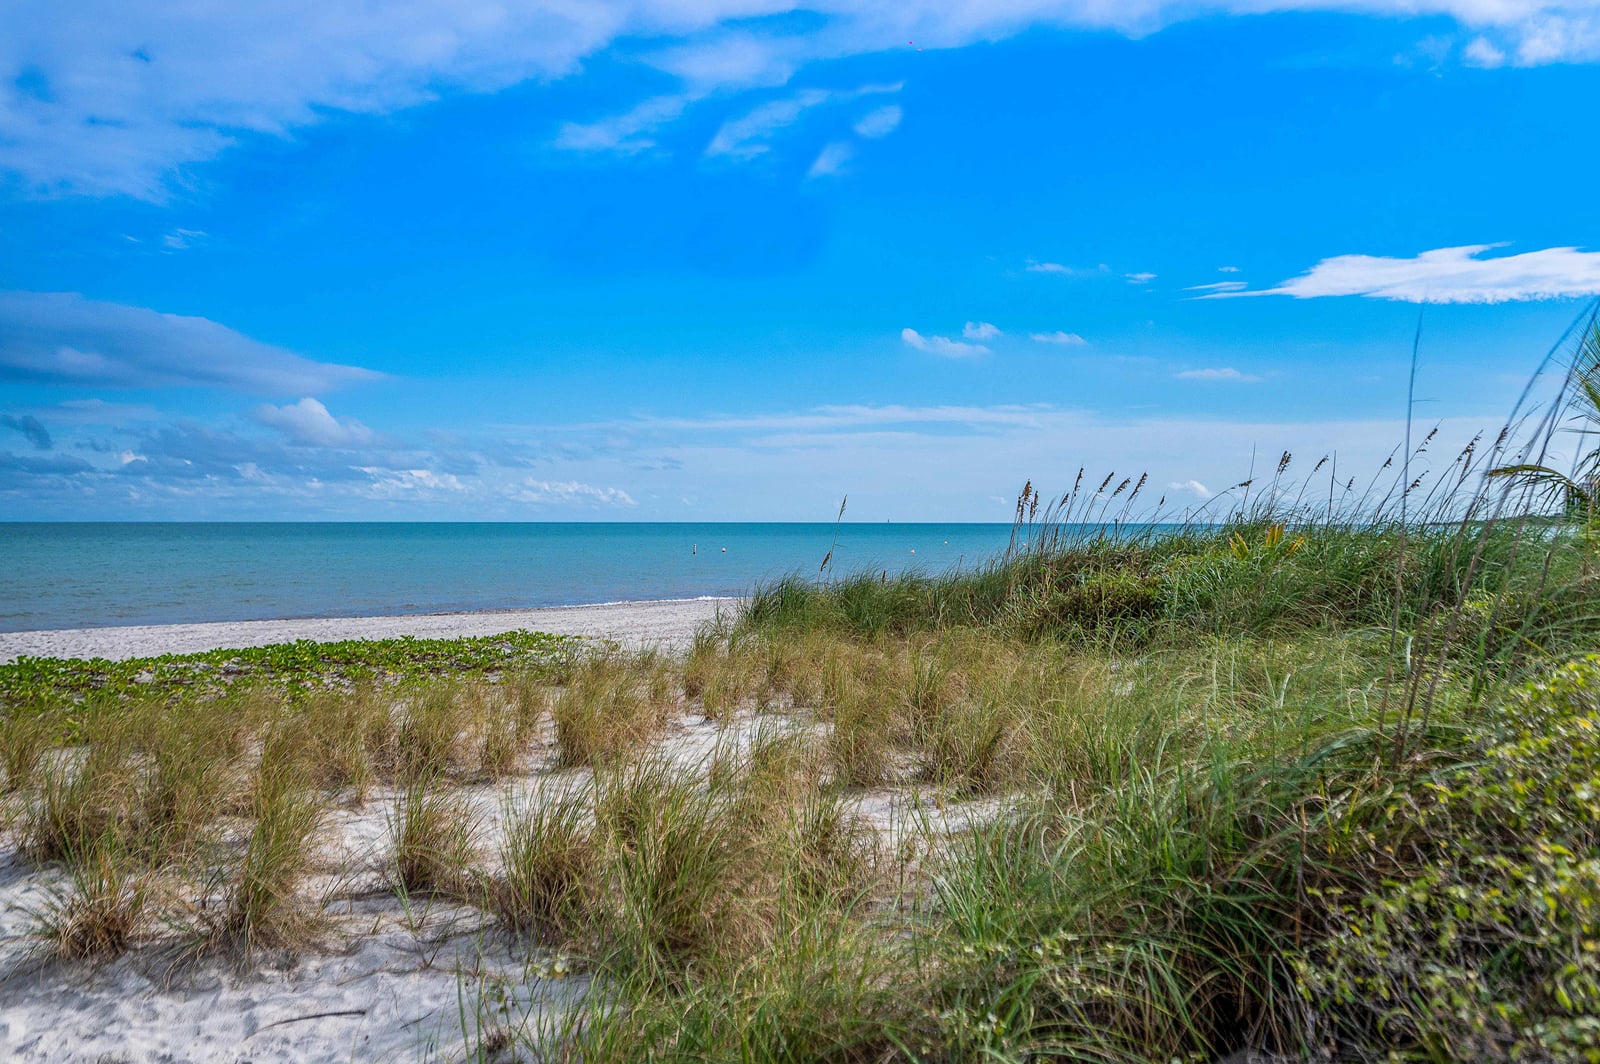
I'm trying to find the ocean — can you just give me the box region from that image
[0,522,1021,632]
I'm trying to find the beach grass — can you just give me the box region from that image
[5,333,1600,1057]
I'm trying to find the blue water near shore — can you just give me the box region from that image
[0,523,1024,632]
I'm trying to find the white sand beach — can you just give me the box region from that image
[0,597,736,663]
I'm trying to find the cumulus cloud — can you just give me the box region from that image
[514,478,636,506]
[1,413,51,450]
[1176,367,1260,381]
[0,291,380,393]
[853,103,903,138]
[807,141,854,177]
[1029,330,1087,345]
[1218,244,1600,303]
[706,83,898,159]
[901,327,989,358]
[9,2,1592,198]
[963,321,1001,340]
[255,397,375,447]
[1168,479,1213,499]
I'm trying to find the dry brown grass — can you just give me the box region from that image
[33,834,150,962]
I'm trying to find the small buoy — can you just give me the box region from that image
[910,549,916,554]
[692,544,697,554]
[721,547,727,553]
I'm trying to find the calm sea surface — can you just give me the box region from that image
[0,523,1023,632]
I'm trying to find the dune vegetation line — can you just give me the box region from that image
[5,324,1600,1061]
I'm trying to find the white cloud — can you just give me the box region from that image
[555,93,698,154]
[1185,280,1250,294]
[7,3,1600,197]
[1220,244,1600,303]
[1126,272,1157,284]
[1025,260,1111,277]
[853,104,903,138]
[706,83,898,159]
[1463,35,1509,65]
[1029,330,1087,345]
[161,228,206,251]
[514,478,636,507]
[1511,13,1600,64]
[358,467,466,496]
[1168,479,1213,499]
[807,141,854,177]
[0,291,379,393]
[901,327,989,358]
[963,321,1001,340]
[1175,367,1261,381]
[255,397,375,447]
[1218,265,1241,273]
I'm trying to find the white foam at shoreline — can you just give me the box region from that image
[0,598,739,663]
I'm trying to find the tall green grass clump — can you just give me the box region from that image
[494,786,595,945]
[213,731,325,954]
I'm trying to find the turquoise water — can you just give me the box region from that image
[0,523,1022,632]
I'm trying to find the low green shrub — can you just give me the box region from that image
[1296,655,1600,1061]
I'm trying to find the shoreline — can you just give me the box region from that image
[0,596,738,663]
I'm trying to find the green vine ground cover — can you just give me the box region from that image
[0,629,581,716]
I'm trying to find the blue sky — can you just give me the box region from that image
[4,1,1600,520]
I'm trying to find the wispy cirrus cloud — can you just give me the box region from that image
[1176,367,1261,381]
[853,104,903,138]
[806,141,854,177]
[0,291,380,394]
[1213,244,1600,303]
[1185,280,1249,294]
[554,93,699,154]
[8,2,1592,199]
[705,82,899,160]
